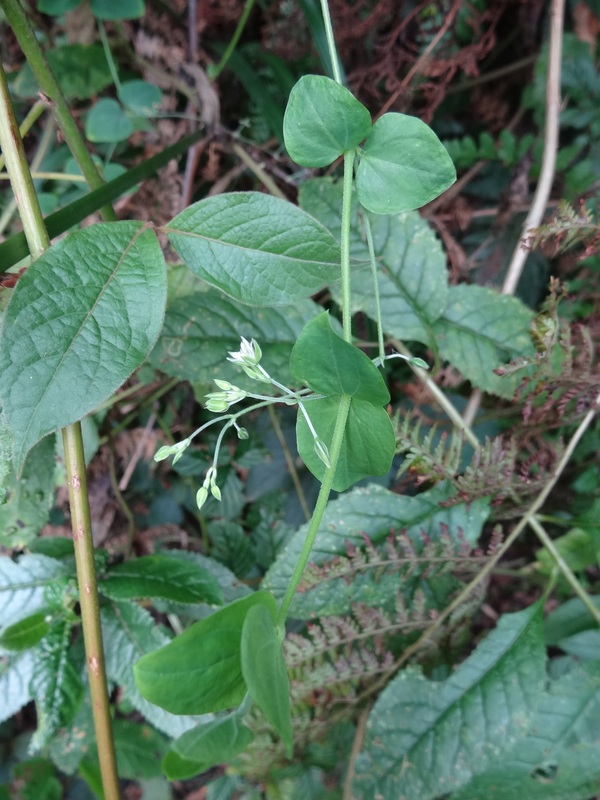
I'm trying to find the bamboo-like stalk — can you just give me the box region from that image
[0,66,121,800]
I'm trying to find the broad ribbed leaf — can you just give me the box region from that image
[0,554,70,633]
[0,222,166,472]
[0,649,35,723]
[30,620,84,751]
[148,291,323,390]
[166,193,340,306]
[165,714,254,780]
[263,484,489,617]
[100,554,223,605]
[299,179,448,344]
[134,591,277,715]
[356,112,456,214]
[101,601,203,738]
[241,604,292,754]
[290,312,389,403]
[296,396,395,491]
[432,285,534,397]
[283,75,371,167]
[353,604,545,799]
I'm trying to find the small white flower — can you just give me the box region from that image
[154,438,191,463]
[227,337,262,366]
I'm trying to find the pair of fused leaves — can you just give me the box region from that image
[134,590,292,779]
[283,75,456,214]
[289,313,395,491]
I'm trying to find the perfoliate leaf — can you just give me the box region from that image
[164,714,254,780]
[290,312,389,404]
[134,591,277,715]
[283,75,371,167]
[356,112,456,214]
[432,284,534,397]
[0,222,166,473]
[241,604,292,754]
[353,604,545,799]
[166,193,340,306]
[99,554,223,605]
[296,396,395,492]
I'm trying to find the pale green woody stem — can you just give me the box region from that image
[277,393,351,624]
[340,151,355,343]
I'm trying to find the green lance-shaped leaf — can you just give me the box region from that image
[283,75,372,167]
[241,604,293,755]
[99,554,223,605]
[297,396,395,492]
[166,193,340,306]
[134,591,277,715]
[356,112,456,215]
[163,713,254,780]
[290,312,390,404]
[0,613,50,652]
[0,222,166,473]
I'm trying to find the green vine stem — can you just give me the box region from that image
[0,98,45,172]
[1,0,117,222]
[209,0,257,80]
[0,65,121,800]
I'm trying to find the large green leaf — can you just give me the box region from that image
[353,604,545,799]
[356,112,456,214]
[166,193,340,306]
[99,554,223,605]
[164,713,254,780]
[432,284,534,397]
[241,604,292,754]
[299,179,448,344]
[0,649,35,724]
[148,291,323,391]
[283,75,371,167]
[296,396,395,491]
[0,222,166,472]
[134,591,277,715]
[0,435,56,548]
[0,554,70,634]
[101,601,203,738]
[111,720,169,779]
[30,621,84,751]
[290,312,389,403]
[13,45,112,100]
[263,483,489,617]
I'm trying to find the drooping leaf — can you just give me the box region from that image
[298,178,449,344]
[544,596,600,646]
[148,291,323,391]
[164,713,254,780]
[99,554,223,605]
[353,604,545,799]
[48,692,95,775]
[101,601,203,738]
[432,284,534,397]
[0,435,56,548]
[0,612,50,652]
[356,112,456,214]
[296,396,395,491]
[13,45,112,100]
[30,620,84,751]
[0,222,166,472]
[111,720,169,779]
[166,193,340,306]
[0,649,35,724]
[283,75,371,167]
[290,312,389,404]
[134,591,277,715]
[0,554,70,633]
[263,483,489,617]
[241,604,292,754]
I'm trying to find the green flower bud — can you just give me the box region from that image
[196,486,209,510]
[314,438,331,469]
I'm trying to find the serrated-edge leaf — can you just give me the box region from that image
[0,648,35,723]
[0,554,70,633]
[0,222,166,472]
[166,193,340,306]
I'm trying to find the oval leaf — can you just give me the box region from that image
[0,222,166,473]
[356,113,456,214]
[290,312,389,404]
[100,554,223,605]
[164,714,254,780]
[85,98,134,143]
[283,75,372,167]
[297,396,395,492]
[0,612,50,652]
[166,193,340,306]
[133,591,277,715]
[241,604,292,755]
